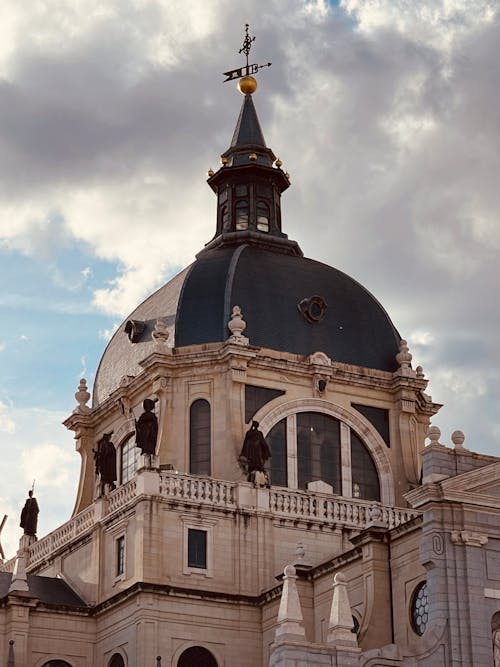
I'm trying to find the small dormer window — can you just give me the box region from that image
[235,200,249,230]
[257,200,270,232]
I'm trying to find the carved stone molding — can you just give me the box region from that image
[451,530,488,547]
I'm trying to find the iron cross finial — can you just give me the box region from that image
[223,24,272,84]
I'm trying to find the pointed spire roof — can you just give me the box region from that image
[219,79,276,168]
[230,94,267,148]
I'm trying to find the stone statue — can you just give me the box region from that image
[239,421,271,484]
[494,628,500,667]
[135,398,158,456]
[20,490,39,537]
[94,433,117,495]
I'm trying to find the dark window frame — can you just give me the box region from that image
[187,528,207,569]
[189,399,211,476]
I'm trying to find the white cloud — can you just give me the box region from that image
[0,400,15,433]
[99,322,119,341]
[21,443,73,489]
[0,341,5,352]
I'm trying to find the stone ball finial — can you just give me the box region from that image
[451,430,465,449]
[334,572,346,584]
[74,378,91,414]
[416,365,424,378]
[396,339,412,368]
[427,425,441,445]
[284,564,297,578]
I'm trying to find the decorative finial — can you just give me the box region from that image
[152,318,170,349]
[396,339,412,368]
[223,24,271,91]
[451,430,465,449]
[227,305,248,345]
[427,424,441,446]
[207,168,214,177]
[74,378,91,414]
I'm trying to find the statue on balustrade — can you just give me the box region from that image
[94,432,117,495]
[239,421,271,487]
[20,489,39,537]
[135,398,158,461]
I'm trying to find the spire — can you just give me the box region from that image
[230,93,267,150]
[200,25,301,257]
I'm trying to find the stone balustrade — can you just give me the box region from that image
[0,471,419,572]
[159,472,236,508]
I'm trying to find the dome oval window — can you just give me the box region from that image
[410,581,429,636]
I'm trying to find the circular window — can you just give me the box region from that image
[411,581,429,635]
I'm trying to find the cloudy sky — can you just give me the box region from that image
[1,0,499,559]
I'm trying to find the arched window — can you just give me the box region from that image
[235,200,249,230]
[120,434,139,484]
[178,646,218,667]
[351,432,380,501]
[296,412,341,491]
[190,400,211,475]
[267,418,287,487]
[41,662,73,667]
[256,201,270,232]
[260,409,386,498]
[109,654,125,667]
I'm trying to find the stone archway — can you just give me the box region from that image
[177,646,218,667]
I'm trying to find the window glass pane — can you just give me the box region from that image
[190,400,211,475]
[411,581,429,636]
[235,200,249,230]
[256,201,269,232]
[116,536,125,576]
[188,529,207,568]
[235,185,247,197]
[296,413,341,491]
[350,432,380,501]
[120,435,139,484]
[352,403,390,446]
[267,419,287,487]
[244,385,285,423]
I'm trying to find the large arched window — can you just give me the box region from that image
[41,662,73,667]
[109,654,125,667]
[190,400,211,475]
[351,432,380,501]
[235,200,249,230]
[260,409,384,498]
[178,646,218,667]
[120,434,139,484]
[296,412,341,491]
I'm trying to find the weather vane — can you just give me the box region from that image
[223,24,271,83]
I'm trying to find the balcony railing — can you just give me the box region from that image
[0,471,419,572]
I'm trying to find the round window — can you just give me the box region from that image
[411,581,429,635]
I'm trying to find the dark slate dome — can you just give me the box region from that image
[92,80,401,406]
[176,244,401,368]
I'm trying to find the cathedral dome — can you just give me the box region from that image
[93,243,400,405]
[92,86,401,406]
